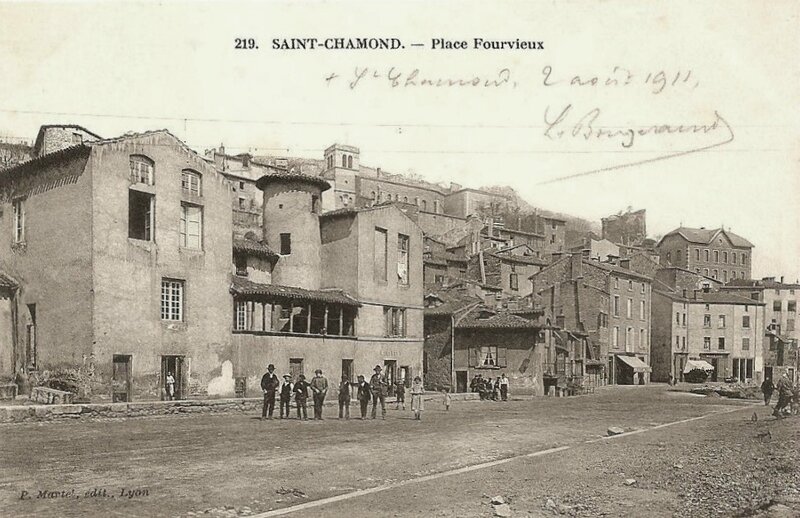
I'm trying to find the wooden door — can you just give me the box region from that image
[112,355,132,402]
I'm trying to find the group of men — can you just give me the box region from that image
[761,371,800,418]
[469,373,509,401]
[260,364,394,420]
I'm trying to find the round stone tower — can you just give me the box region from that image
[255,172,331,289]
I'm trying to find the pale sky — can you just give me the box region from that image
[1,1,798,280]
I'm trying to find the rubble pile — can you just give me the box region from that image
[689,382,761,400]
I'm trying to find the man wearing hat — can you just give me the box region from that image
[310,369,329,420]
[279,374,293,419]
[260,364,280,420]
[370,365,388,419]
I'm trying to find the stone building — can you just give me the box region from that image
[530,254,653,386]
[720,276,800,382]
[423,286,547,395]
[0,126,424,401]
[655,227,754,282]
[650,276,765,383]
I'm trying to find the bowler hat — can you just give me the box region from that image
[374,365,382,371]
[267,364,275,370]
[315,369,322,374]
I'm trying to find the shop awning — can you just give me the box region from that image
[683,359,715,374]
[616,355,652,373]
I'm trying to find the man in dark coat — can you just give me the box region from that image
[260,364,280,419]
[356,375,371,419]
[310,369,329,420]
[370,365,388,419]
[761,377,775,406]
[279,374,293,419]
[294,374,310,420]
[338,375,351,419]
[773,372,793,418]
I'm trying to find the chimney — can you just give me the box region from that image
[377,167,382,176]
[219,143,225,155]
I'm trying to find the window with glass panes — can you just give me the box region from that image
[181,170,202,196]
[161,280,184,321]
[397,234,409,286]
[130,155,154,185]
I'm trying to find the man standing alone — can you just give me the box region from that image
[761,377,775,406]
[260,364,280,420]
[357,375,371,419]
[499,373,509,401]
[370,365,388,420]
[310,369,329,420]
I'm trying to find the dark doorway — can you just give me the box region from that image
[341,359,354,383]
[161,355,185,400]
[707,357,719,382]
[289,358,304,381]
[384,360,397,396]
[112,355,132,402]
[456,370,468,393]
[399,365,411,387]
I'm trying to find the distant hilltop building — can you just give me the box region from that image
[655,226,754,282]
[602,208,646,247]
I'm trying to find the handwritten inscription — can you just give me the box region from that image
[543,104,731,148]
[542,65,698,94]
[325,67,515,90]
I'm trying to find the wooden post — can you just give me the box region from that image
[306,303,311,334]
[339,306,344,336]
[289,302,294,333]
[323,304,329,335]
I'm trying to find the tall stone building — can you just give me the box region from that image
[602,208,647,246]
[655,227,754,282]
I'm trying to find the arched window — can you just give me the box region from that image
[347,155,353,169]
[414,197,420,206]
[341,155,347,167]
[130,155,154,185]
[181,169,202,196]
[434,200,440,213]
[421,200,427,211]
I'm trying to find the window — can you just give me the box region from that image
[723,271,728,283]
[234,301,250,330]
[703,314,711,327]
[741,253,747,265]
[128,190,154,241]
[712,269,718,279]
[788,300,796,312]
[626,298,632,318]
[613,296,620,317]
[723,251,728,263]
[731,271,737,280]
[682,313,687,326]
[718,315,726,328]
[703,268,709,276]
[676,336,680,349]
[628,280,633,291]
[639,300,646,320]
[181,170,202,196]
[703,337,711,350]
[12,199,24,243]
[421,200,427,211]
[773,301,782,312]
[641,283,645,294]
[161,279,184,321]
[742,315,750,328]
[666,251,671,263]
[397,234,410,286]
[341,155,347,167]
[280,233,291,255]
[476,346,507,368]
[347,155,353,169]
[695,248,700,260]
[311,195,320,214]
[234,253,247,276]
[374,228,388,282]
[597,312,608,328]
[614,277,619,289]
[625,327,634,352]
[713,250,719,263]
[130,155,154,185]
[742,337,750,350]
[676,312,681,325]
[704,249,709,262]
[732,253,737,265]
[682,336,686,349]
[180,204,202,249]
[639,329,645,348]
[385,307,406,337]
[612,326,619,347]
[510,273,519,291]
[718,337,725,350]
[433,200,440,213]
[238,197,247,210]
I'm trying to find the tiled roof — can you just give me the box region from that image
[423,288,482,316]
[456,307,541,329]
[654,287,764,306]
[424,257,448,267]
[442,251,467,263]
[725,277,800,290]
[585,259,652,281]
[255,172,331,191]
[0,145,91,183]
[233,238,278,260]
[230,277,360,306]
[659,227,754,248]
[487,251,548,266]
[0,272,17,289]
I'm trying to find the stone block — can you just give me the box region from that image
[50,405,83,415]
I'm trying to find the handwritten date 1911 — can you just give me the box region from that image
[542,65,698,94]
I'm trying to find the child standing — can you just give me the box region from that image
[338,375,351,419]
[443,388,451,411]
[294,374,310,420]
[411,376,425,421]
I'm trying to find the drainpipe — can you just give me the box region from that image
[451,302,481,391]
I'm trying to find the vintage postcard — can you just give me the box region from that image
[0,1,798,517]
